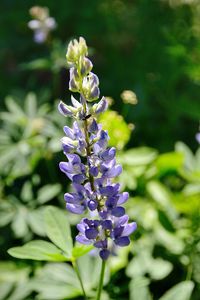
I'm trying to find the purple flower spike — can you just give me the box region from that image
[58,37,137,260]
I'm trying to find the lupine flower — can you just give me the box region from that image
[58,37,137,259]
[28,6,56,43]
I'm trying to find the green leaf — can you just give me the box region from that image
[0,282,14,300]
[159,281,194,300]
[156,152,184,173]
[147,181,171,208]
[78,255,110,292]
[25,92,37,119]
[118,147,157,166]
[148,258,173,280]
[8,240,68,261]
[37,184,61,204]
[11,206,29,238]
[129,277,152,300]
[72,243,93,258]
[44,206,73,257]
[28,209,46,236]
[33,263,81,299]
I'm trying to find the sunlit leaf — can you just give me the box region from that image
[44,206,73,257]
[159,281,194,300]
[8,240,68,261]
[129,277,152,300]
[37,184,61,204]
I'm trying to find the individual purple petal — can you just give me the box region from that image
[99,210,108,219]
[61,137,77,153]
[58,101,73,117]
[88,119,98,133]
[85,228,99,239]
[59,161,68,173]
[95,97,108,114]
[66,153,82,164]
[71,95,82,108]
[76,234,92,245]
[88,200,98,211]
[102,220,112,230]
[122,222,137,236]
[72,174,85,184]
[113,226,124,238]
[63,126,75,139]
[100,147,116,161]
[114,236,130,247]
[105,197,117,209]
[77,222,85,234]
[111,206,125,217]
[66,203,85,214]
[94,239,107,249]
[117,192,129,205]
[64,193,77,203]
[90,73,99,86]
[90,86,100,100]
[99,184,119,196]
[106,165,122,178]
[89,166,99,177]
[99,249,110,260]
[116,215,129,226]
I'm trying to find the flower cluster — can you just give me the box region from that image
[28,6,56,43]
[58,37,137,260]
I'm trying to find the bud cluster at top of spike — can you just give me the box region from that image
[58,37,137,260]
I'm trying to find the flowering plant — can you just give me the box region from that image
[58,37,137,298]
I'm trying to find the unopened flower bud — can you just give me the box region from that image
[69,68,80,92]
[66,37,88,64]
[80,57,93,76]
[79,37,88,56]
[82,73,100,101]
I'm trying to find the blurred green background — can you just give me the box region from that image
[0,0,200,299]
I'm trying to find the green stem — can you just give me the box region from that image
[96,260,106,300]
[72,260,87,299]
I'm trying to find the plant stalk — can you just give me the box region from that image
[96,260,106,300]
[72,260,87,300]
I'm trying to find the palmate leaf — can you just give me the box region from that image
[8,240,68,262]
[44,206,73,258]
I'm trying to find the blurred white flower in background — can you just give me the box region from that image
[28,6,57,43]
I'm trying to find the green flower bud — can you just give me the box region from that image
[80,57,93,76]
[66,37,88,64]
[69,67,80,92]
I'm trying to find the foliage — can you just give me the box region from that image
[1,1,200,299]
